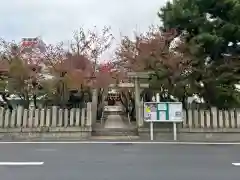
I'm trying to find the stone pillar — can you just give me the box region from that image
[86,102,92,126]
[91,88,98,124]
[46,109,51,127]
[138,100,144,127]
[211,107,217,128]
[156,93,160,102]
[52,106,57,127]
[81,108,86,127]
[16,106,23,127]
[134,77,141,127]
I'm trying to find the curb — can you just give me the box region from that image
[90,136,140,140]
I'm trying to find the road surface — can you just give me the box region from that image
[0,142,239,180]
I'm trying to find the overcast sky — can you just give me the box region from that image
[0,0,167,59]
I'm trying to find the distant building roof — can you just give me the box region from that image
[20,37,46,53]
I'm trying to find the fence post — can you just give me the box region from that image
[75,108,80,126]
[46,109,51,127]
[193,110,199,128]
[64,109,68,127]
[28,109,34,128]
[200,110,205,128]
[230,110,235,128]
[205,110,211,128]
[218,110,223,128]
[182,110,187,128]
[224,110,230,128]
[58,109,63,127]
[70,109,75,126]
[34,109,40,127]
[211,107,217,128]
[187,109,193,128]
[40,109,45,127]
[236,109,240,128]
[22,109,28,127]
[138,101,144,127]
[52,106,57,127]
[16,106,23,127]
[0,108,4,128]
[10,109,16,128]
[4,109,10,128]
[86,103,92,126]
[81,108,86,126]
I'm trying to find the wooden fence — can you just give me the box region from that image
[0,103,92,129]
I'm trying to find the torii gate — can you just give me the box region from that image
[127,72,150,127]
[91,61,150,127]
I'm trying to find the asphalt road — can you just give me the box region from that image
[0,142,239,180]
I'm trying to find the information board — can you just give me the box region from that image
[143,102,183,122]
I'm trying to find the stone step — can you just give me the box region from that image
[92,127,138,136]
[92,131,138,136]
[90,136,140,140]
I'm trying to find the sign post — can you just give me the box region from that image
[143,102,183,141]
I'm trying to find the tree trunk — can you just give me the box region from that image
[33,94,37,108]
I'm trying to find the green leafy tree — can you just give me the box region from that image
[159,0,240,108]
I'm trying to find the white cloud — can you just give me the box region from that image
[0,0,167,59]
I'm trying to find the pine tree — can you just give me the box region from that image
[159,0,240,108]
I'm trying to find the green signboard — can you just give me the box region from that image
[143,102,183,122]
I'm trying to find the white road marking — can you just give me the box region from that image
[232,163,240,166]
[0,162,44,166]
[0,141,238,145]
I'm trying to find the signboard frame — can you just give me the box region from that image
[143,102,183,141]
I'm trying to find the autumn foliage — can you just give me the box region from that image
[0,27,123,108]
[116,28,190,73]
[0,25,193,109]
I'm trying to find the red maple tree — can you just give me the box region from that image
[114,27,192,119]
[0,38,45,108]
